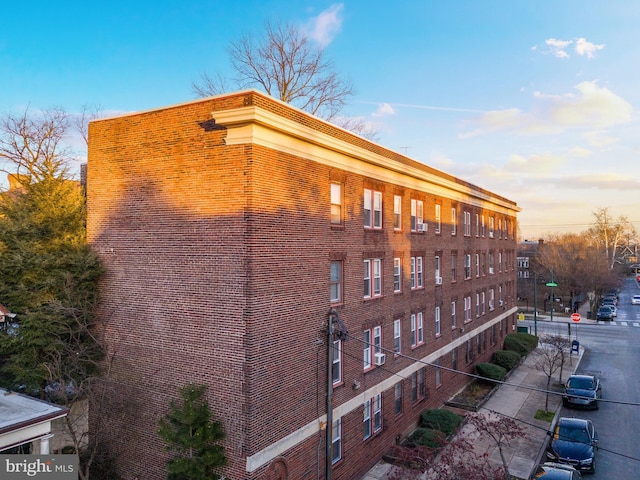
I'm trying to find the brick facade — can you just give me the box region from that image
[87,90,519,480]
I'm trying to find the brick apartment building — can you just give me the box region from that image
[87,90,520,480]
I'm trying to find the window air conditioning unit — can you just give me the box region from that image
[418,223,427,232]
[374,352,386,366]
[435,276,442,285]
[499,300,504,307]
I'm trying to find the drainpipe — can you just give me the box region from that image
[326,311,335,480]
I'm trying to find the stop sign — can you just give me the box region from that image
[571,312,581,323]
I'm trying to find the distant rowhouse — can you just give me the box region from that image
[87,89,520,480]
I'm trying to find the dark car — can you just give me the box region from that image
[595,305,613,321]
[533,462,582,479]
[546,417,598,473]
[563,374,601,409]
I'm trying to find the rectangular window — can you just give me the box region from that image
[452,347,458,371]
[435,358,442,387]
[364,259,382,298]
[373,326,382,356]
[435,255,441,284]
[476,293,480,317]
[475,254,480,278]
[498,252,503,272]
[464,211,471,236]
[330,260,342,304]
[373,394,382,433]
[451,207,457,235]
[489,288,495,310]
[363,329,371,370]
[489,253,495,274]
[330,182,342,225]
[410,314,417,347]
[393,195,402,230]
[489,216,495,238]
[394,382,403,415]
[435,204,441,234]
[332,418,342,464]
[416,256,423,288]
[475,213,480,237]
[410,257,416,289]
[393,319,401,353]
[417,312,424,344]
[364,189,383,229]
[481,291,486,315]
[411,372,418,402]
[481,215,486,237]
[411,199,424,231]
[464,254,471,279]
[464,296,472,322]
[418,368,426,399]
[332,339,342,385]
[451,253,457,281]
[435,306,441,336]
[363,395,382,440]
[451,301,456,328]
[393,258,401,292]
[363,399,371,439]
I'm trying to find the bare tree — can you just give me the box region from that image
[589,207,638,270]
[0,106,73,183]
[73,104,105,147]
[534,341,563,412]
[192,20,357,124]
[543,334,572,383]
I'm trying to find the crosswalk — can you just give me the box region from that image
[597,320,640,326]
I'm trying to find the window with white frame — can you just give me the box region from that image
[411,312,424,347]
[330,260,342,304]
[364,188,383,229]
[411,199,424,232]
[489,288,495,310]
[488,252,494,274]
[475,213,480,237]
[393,258,401,292]
[373,393,382,433]
[435,255,441,284]
[363,394,383,440]
[373,325,382,356]
[475,254,480,277]
[498,252,503,272]
[417,312,424,344]
[451,300,456,328]
[332,339,342,385]
[475,293,480,317]
[435,358,442,387]
[451,207,457,235]
[435,204,441,234]
[464,210,471,236]
[364,259,382,298]
[464,296,472,322]
[498,218,503,239]
[499,285,503,306]
[416,256,423,288]
[481,291,486,315]
[393,195,402,230]
[330,182,342,225]
[393,319,401,353]
[411,369,425,402]
[489,215,495,238]
[435,306,441,336]
[451,253,457,281]
[481,215,486,237]
[394,382,403,415]
[464,254,471,279]
[332,418,342,464]
[363,399,372,439]
[363,329,371,369]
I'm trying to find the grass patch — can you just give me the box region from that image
[534,409,555,422]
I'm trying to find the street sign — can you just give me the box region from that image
[571,312,581,323]
[546,282,558,287]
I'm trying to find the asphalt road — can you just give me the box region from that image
[524,277,640,477]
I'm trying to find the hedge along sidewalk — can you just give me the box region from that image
[458,344,582,480]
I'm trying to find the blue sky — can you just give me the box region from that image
[2,1,639,240]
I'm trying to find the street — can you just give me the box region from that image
[522,277,640,477]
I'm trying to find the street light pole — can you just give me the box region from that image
[533,272,538,336]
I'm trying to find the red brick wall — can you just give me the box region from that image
[87,91,518,480]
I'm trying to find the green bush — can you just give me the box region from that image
[419,409,462,436]
[493,350,521,371]
[409,427,446,448]
[476,362,507,382]
[504,332,538,356]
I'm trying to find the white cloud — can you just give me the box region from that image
[545,38,572,58]
[306,3,344,48]
[372,103,396,117]
[575,38,605,58]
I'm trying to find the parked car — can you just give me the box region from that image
[602,293,617,305]
[563,374,601,409]
[631,295,640,305]
[532,462,582,479]
[601,303,617,317]
[596,306,614,321]
[546,417,598,473]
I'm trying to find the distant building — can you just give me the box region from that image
[87,90,520,480]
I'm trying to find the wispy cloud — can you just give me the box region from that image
[460,81,632,137]
[306,3,344,48]
[372,103,396,117]
[534,37,605,59]
[360,101,486,114]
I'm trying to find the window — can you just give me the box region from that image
[412,368,426,402]
[451,207,457,235]
[451,253,457,281]
[394,382,403,415]
[330,182,342,225]
[435,204,441,234]
[435,255,441,284]
[364,395,382,439]
[363,330,371,370]
[475,293,480,317]
[393,319,401,353]
[489,288,495,310]
[393,258,402,292]
[451,301,456,328]
[489,215,495,238]
[475,254,480,278]
[332,339,342,385]
[364,259,382,298]
[373,326,382,356]
[481,291,486,315]
[332,418,342,464]
[393,195,402,230]
[435,358,442,387]
[489,253,495,274]
[435,306,441,336]
[411,199,424,232]
[452,348,458,371]
[463,211,471,236]
[498,252,503,272]
[463,254,471,279]
[411,313,424,347]
[411,257,423,289]
[330,261,342,304]
[475,213,480,237]
[481,215,486,237]
[464,296,472,322]
[364,189,382,229]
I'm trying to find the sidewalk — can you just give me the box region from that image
[362,307,587,480]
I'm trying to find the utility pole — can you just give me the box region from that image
[533,272,538,336]
[326,311,335,480]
